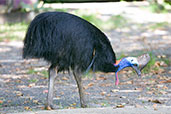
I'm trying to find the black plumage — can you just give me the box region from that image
[23,12,118,73]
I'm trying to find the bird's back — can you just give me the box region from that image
[23,12,117,72]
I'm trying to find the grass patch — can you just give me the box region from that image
[108,15,127,29]
[40,70,48,78]
[27,68,38,75]
[141,52,156,74]
[148,22,169,30]
[28,79,38,83]
[0,22,28,41]
[161,58,170,65]
[83,72,93,79]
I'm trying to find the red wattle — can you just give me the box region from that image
[115,72,119,85]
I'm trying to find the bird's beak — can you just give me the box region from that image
[132,65,141,77]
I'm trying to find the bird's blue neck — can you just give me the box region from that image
[115,58,132,73]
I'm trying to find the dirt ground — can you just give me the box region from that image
[0,2,171,114]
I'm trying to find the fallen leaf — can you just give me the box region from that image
[110,89,119,93]
[106,94,111,97]
[85,92,90,95]
[153,104,157,110]
[16,68,20,71]
[100,83,112,87]
[116,104,124,108]
[0,100,3,104]
[72,103,76,106]
[159,80,171,84]
[146,91,153,95]
[120,81,133,85]
[15,91,23,96]
[28,83,35,88]
[45,106,52,110]
[24,106,30,110]
[33,100,39,104]
[135,104,142,108]
[159,91,167,95]
[62,77,68,81]
[88,83,94,87]
[96,76,107,80]
[100,91,106,96]
[68,107,76,109]
[150,99,163,104]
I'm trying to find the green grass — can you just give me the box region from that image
[148,22,169,30]
[27,68,38,75]
[141,52,156,74]
[0,22,28,41]
[40,70,48,78]
[28,79,38,83]
[161,58,170,65]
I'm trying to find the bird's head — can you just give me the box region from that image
[114,53,150,85]
[115,57,141,77]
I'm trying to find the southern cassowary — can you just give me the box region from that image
[23,12,150,109]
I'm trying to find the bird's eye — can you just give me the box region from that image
[133,64,138,66]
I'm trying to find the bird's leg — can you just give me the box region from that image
[45,67,57,109]
[73,71,87,108]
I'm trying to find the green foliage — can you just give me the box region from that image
[147,0,171,13]
[20,1,40,12]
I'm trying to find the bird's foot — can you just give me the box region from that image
[45,104,60,110]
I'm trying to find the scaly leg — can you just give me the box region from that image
[73,71,87,108]
[45,67,57,109]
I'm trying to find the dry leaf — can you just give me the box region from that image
[153,104,157,110]
[100,91,106,96]
[15,91,23,96]
[111,89,119,93]
[96,76,107,80]
[120,81,133,85]
[62,77,68,81]
[151,99,163,104]
[45,106,52,110]
[28,83,35,88]
[0,100,3,104]
[146,91,153,95]
[24,106,30,110]
[159,80,171,84]
[116,104,124,108]
[68,107,76,109]
[33,100,39,104]
[72,103,76,106]
[100,83,112,87]
[159,91,167,95]
[88,83,94,87]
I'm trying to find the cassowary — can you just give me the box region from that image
[23,12,150,109]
